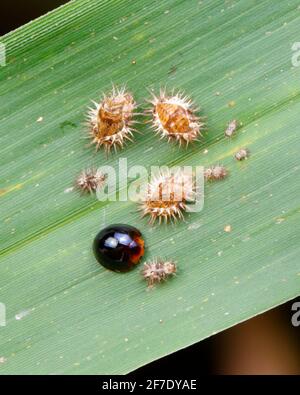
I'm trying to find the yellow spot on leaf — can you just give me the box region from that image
[0,183,23,197]
[132,33,145,43]
[143,48,155,59]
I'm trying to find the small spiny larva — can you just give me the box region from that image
[87,85,137,154]
[139,169,196,224]
[75,168,106,194]
[225,119,239,138]
[204,165,228,181]
[147,88,204,146]
[234,148,250,161]
[142,258,177,288]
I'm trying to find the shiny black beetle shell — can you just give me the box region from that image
[93,224,145,272]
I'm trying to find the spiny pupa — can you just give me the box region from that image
[87,86,138,154]
[147,88,204,146]
[142,258,177,288]
[139,169,196,224]
[204,165,228,181]
[75,168,106,194]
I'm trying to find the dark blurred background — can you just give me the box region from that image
[1,0,300,375]
[0,1,70,35]
[134,299,300,375]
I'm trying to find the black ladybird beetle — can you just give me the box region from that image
[93,224,145,272]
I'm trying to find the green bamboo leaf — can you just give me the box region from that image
[0,0,299,374]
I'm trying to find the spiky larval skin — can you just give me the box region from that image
[87,86,137,154]
[148,89,204,146]
[75,168,106,194]
[140,169,196,224]
[142,258,177,288]
[204,165,228,181]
